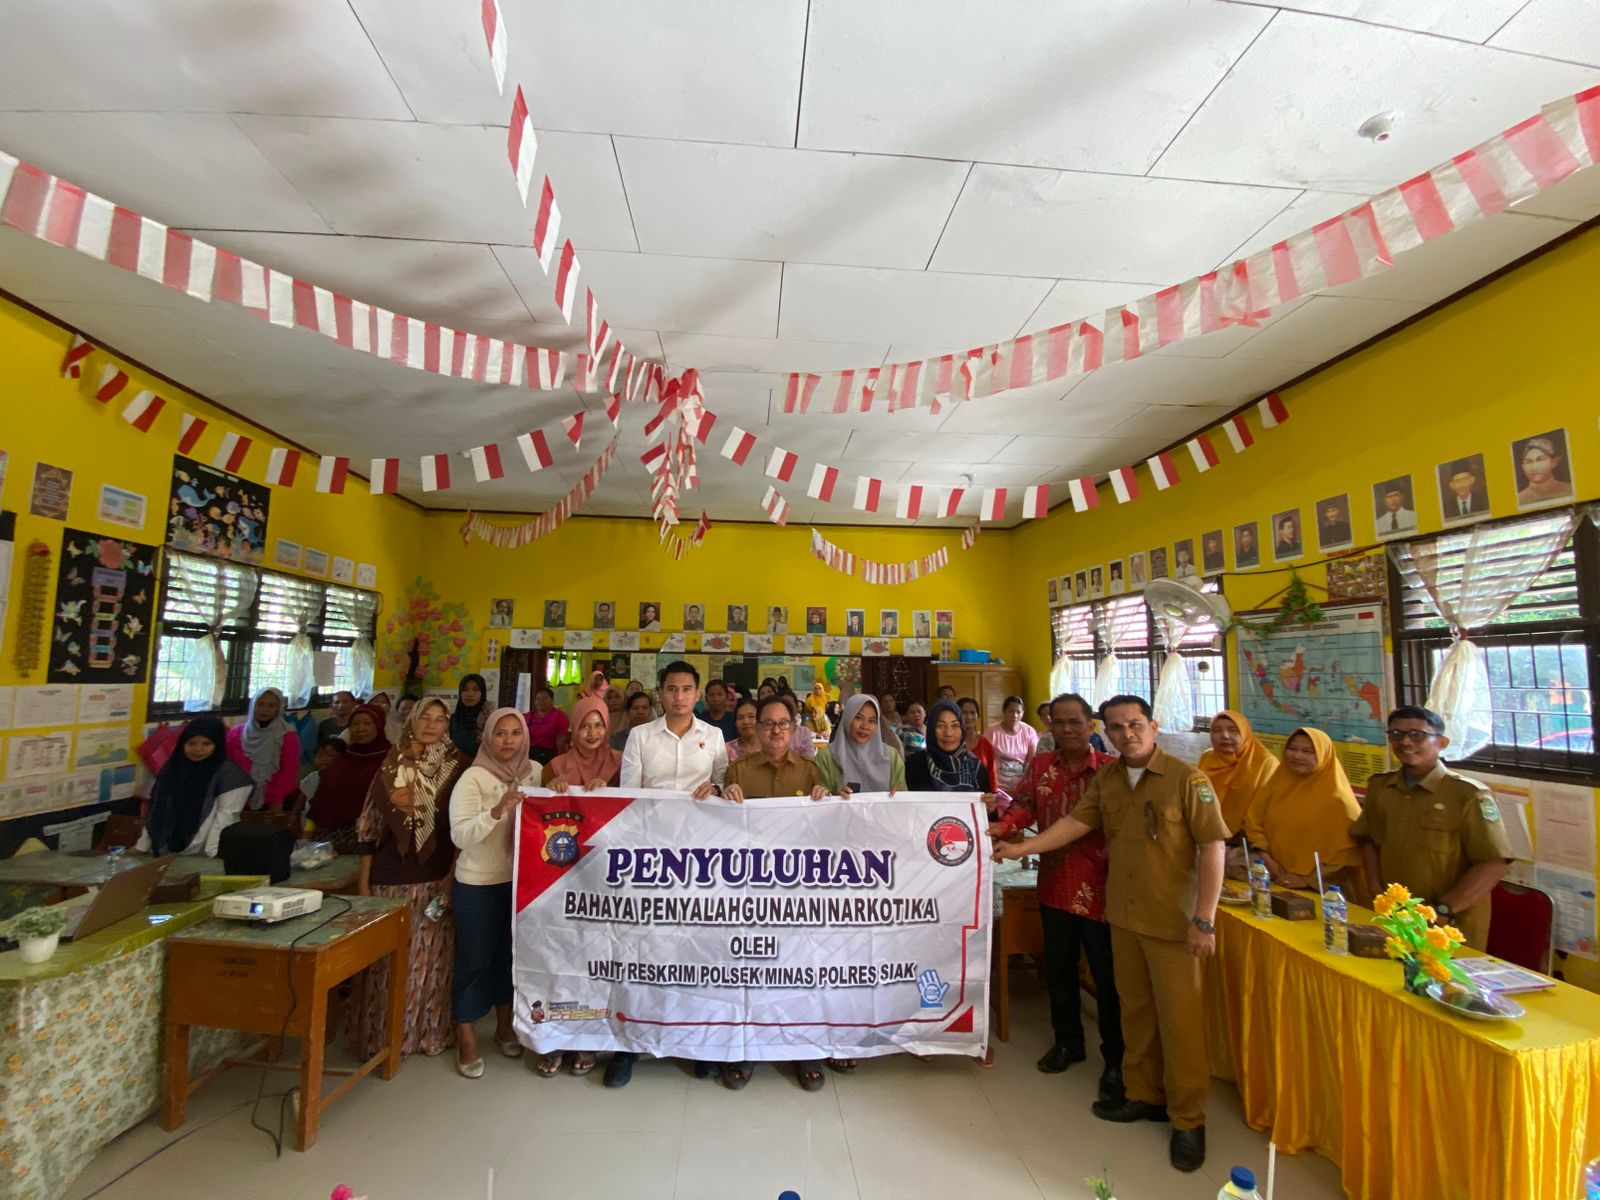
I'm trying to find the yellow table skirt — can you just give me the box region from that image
[1205,897,1600,1200]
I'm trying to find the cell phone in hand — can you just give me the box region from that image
[847,781,861,792]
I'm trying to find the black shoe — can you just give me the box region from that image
[1170,1126,1206,1173]
[1091,1097,1169,1123]
[691,1061,719,1079]
[720,1062,752,1090]
[602,1052,637,1088]
[1097,1065,1124,1103]
[1035,1044,1087,1074]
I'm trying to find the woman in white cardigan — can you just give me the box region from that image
[449,707,538,1078]
[138,717,254,857]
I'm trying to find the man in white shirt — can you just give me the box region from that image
[608,661,729,1089]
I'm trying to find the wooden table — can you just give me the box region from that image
[162,896,409,1151]
[991,858,1044,1042]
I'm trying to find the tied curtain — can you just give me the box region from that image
[170,554,258,711]
[1388,511,1579,756]
[326,587,380,698]
[1151,608,1197,734]
[280,580,323,708]
[1091,604,1122,708]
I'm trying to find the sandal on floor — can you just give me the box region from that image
[495,1036,523,1058]
[536,1051,565,1077]
[798,1066,826,1092]
[825,1058,858,1073]
[721,1064,752,1091]
[973,1047,997,1068]
[570,1051,597,1076]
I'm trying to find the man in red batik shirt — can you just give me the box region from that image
[991,692,1123,1102]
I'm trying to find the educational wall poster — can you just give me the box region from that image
[509,628,540,649]
[822,636,850,655]
[166,455,269,563]
[702,633,732,653]
[7,730,74,778]
[510,789,991,1060]
[1535,864,1597,960]
[273,538,303,570]
[1531,781,1596,875]
[76,683,133,725]
[356,563,378,588]
[97,484,147,531]
[8,685,77,727]
[331,556,354,583]
[303,547,329,577]
[48,528,159,684]
[73,725,129,769]
[29,462,73,520]
[659,632,687,653]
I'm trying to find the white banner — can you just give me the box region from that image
[511,789,992,1061]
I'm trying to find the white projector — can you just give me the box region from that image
[213,886,324,923]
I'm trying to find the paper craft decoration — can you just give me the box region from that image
[303,547,329,577]
[742,633,773,654]
[332,556,355,583]
[48,528,158,683]
[821,636,850,655]
[273,539,303,569]
[166,454,269,563]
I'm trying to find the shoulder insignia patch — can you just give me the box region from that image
[1479,795,1501,823]
[1196,781,1217,805]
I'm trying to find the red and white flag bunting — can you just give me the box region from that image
[980,488,1007,522]
[213,432,250,474]
[809,528,952,583]
[316,456,349,494]
[469,443,505,482]
[721,427,757,465]
[265,447,301,487]
[938,487,965,519]
[480,0,508,93]
[554,240,580,322]
[120,389,164,432]
[1186,434,1219,473]
[853,476,882,514]
[960,523,980,550]
[896,484,925,521]
[518,429,554,472]
[61,334,92,378]
[1224,414,1253,454]
[95,364,128,403]
[765,447,798,482]
[1109,466,1139,504]
[807,464,839,503]
[1147,452,1179,491]
[460,439,619,548]
[370,458,401,495]
[761,486,790,526]
[507,87,538,204]
[1258,392,1289,427]
[1025,483,1053,518]
[178,413,207,455]
[563,411,584,449]
[420,452,451,493]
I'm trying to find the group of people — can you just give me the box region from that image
[138,665,1512,1177]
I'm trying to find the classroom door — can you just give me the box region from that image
[496,648,547,709]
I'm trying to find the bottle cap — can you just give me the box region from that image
[1231,1166,1257,1190]
[1325,885,1343,897]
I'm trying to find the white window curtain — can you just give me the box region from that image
[1389,510,1580,756]
[169,554,259,711]
[326,587,380,697]
[281,586,323,708]
[1092,604,1122,708]
[1151,613,1196,734]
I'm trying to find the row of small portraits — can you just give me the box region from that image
[491,600,956,640]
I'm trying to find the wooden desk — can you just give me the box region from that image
[991,858,1044,1042]
[162,896,409,1151]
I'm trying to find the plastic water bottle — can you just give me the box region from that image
[1323,885,1349,955]
[1583,1154,1600,1198]
[1218,1166,1261,1199]
[1249,859,1274,919]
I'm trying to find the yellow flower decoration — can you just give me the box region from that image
[1383,936,1407,959]
[1417,904,1437,923]
[1381,882,1412,905]
[1444,926,1465,944]
[1423,956,1452,982]
[1372,896,1394,916]
[1424,927,1451,951]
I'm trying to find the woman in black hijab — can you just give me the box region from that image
[138,717,255,856]
[450,674,491,758]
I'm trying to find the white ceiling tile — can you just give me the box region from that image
[838,431,1012,464]
[1063,353,1302,415]
[1101,403,1238,443]
[27,300,249,376]
[0,228,188,309]
[0,113,334,233]
[661,335,891,374]
[1492,0,1600,66]
[615,139,969,269]
[1251,1,1529,41]
[933,387,1078,434]
[930,165,1295,282]
[1329,212,1576,303]
[0,1,410,117]
[233,118,637,248]
[1225,294,1424,362]
[987,434,1141,467]
[1155,13,1600,193]
[1016,280,1168,336]
[1215,189,1371,265]
[799,0,1270,173]
[494,248,780,338]
[779,265,1050,345]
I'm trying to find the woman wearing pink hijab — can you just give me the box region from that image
[543,695,623,792]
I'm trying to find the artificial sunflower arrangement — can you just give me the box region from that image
[1371,882,1466,993]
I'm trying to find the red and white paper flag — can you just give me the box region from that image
[469,443,505,482]
[1147,452,1179,491]
[60,334,92,378]
[853,476,883,513]
[939,487,966,518]
[807,463,839,502]
[1258,392,1289,427]
[213,432,250,474]
[761,486,790,526]
[507,87,538,204]
[315,456,349,494]
[534,347,565,391]
[784,372,820,414]
[532,178,561,273]
[604,392,622,428]
[980,488,1007,522]
[895,484,924,520]
[765,447,798,482]
[95,363,128,403]
[1186,433,1219,473]
[420,452,451,493]
[586,289,610,359]
[265,447,301,487]
[960,523,980,550]
[370,457,400,494]
[119,389,164,432]
[553,240,581,322]
[480,0,508,93]
[1026,483,1054,518]
[563,411,585,449]
[721,427,757,465]
[1224,414,1254,454]
[1109,465,1140,504]
[517,429,554,472]
[177,413,208,454]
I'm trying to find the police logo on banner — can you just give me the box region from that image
[539,809,583,864]
[926,817,974,866]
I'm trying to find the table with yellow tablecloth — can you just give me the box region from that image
[1206,896,1600,1200]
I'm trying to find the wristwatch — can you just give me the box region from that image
[1190,915,1215,935]
[1434,902,1453,924]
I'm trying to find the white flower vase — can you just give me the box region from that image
[18,933,60,964]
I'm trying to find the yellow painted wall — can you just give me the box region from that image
[0,295,423,784]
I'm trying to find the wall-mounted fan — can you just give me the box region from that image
[1144,578,1232,729]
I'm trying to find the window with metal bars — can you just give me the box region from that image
[149,551,379,719]
[1048,578,1228,728]
[1391,510,1596,780]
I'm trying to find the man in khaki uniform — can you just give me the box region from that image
[1352,705,1511,949]
[996,694,1227,1174]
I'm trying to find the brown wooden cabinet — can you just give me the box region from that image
[927,663,1023,728]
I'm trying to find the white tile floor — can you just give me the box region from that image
[64,980,1347,1200]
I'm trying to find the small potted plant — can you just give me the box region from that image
[4,903,70,964]
[1372,882,1465,994]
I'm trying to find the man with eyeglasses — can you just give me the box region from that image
[993,695,1227,1174]
[1350,706,1511,949]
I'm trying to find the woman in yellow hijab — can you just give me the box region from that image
[1244,727,1364,891]
[1198,710,1278,834]
[803,682,831,737]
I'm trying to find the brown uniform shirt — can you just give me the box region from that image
[725,751,821,799]
[1071,746,1231,942]
[1351,762,1512,944]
